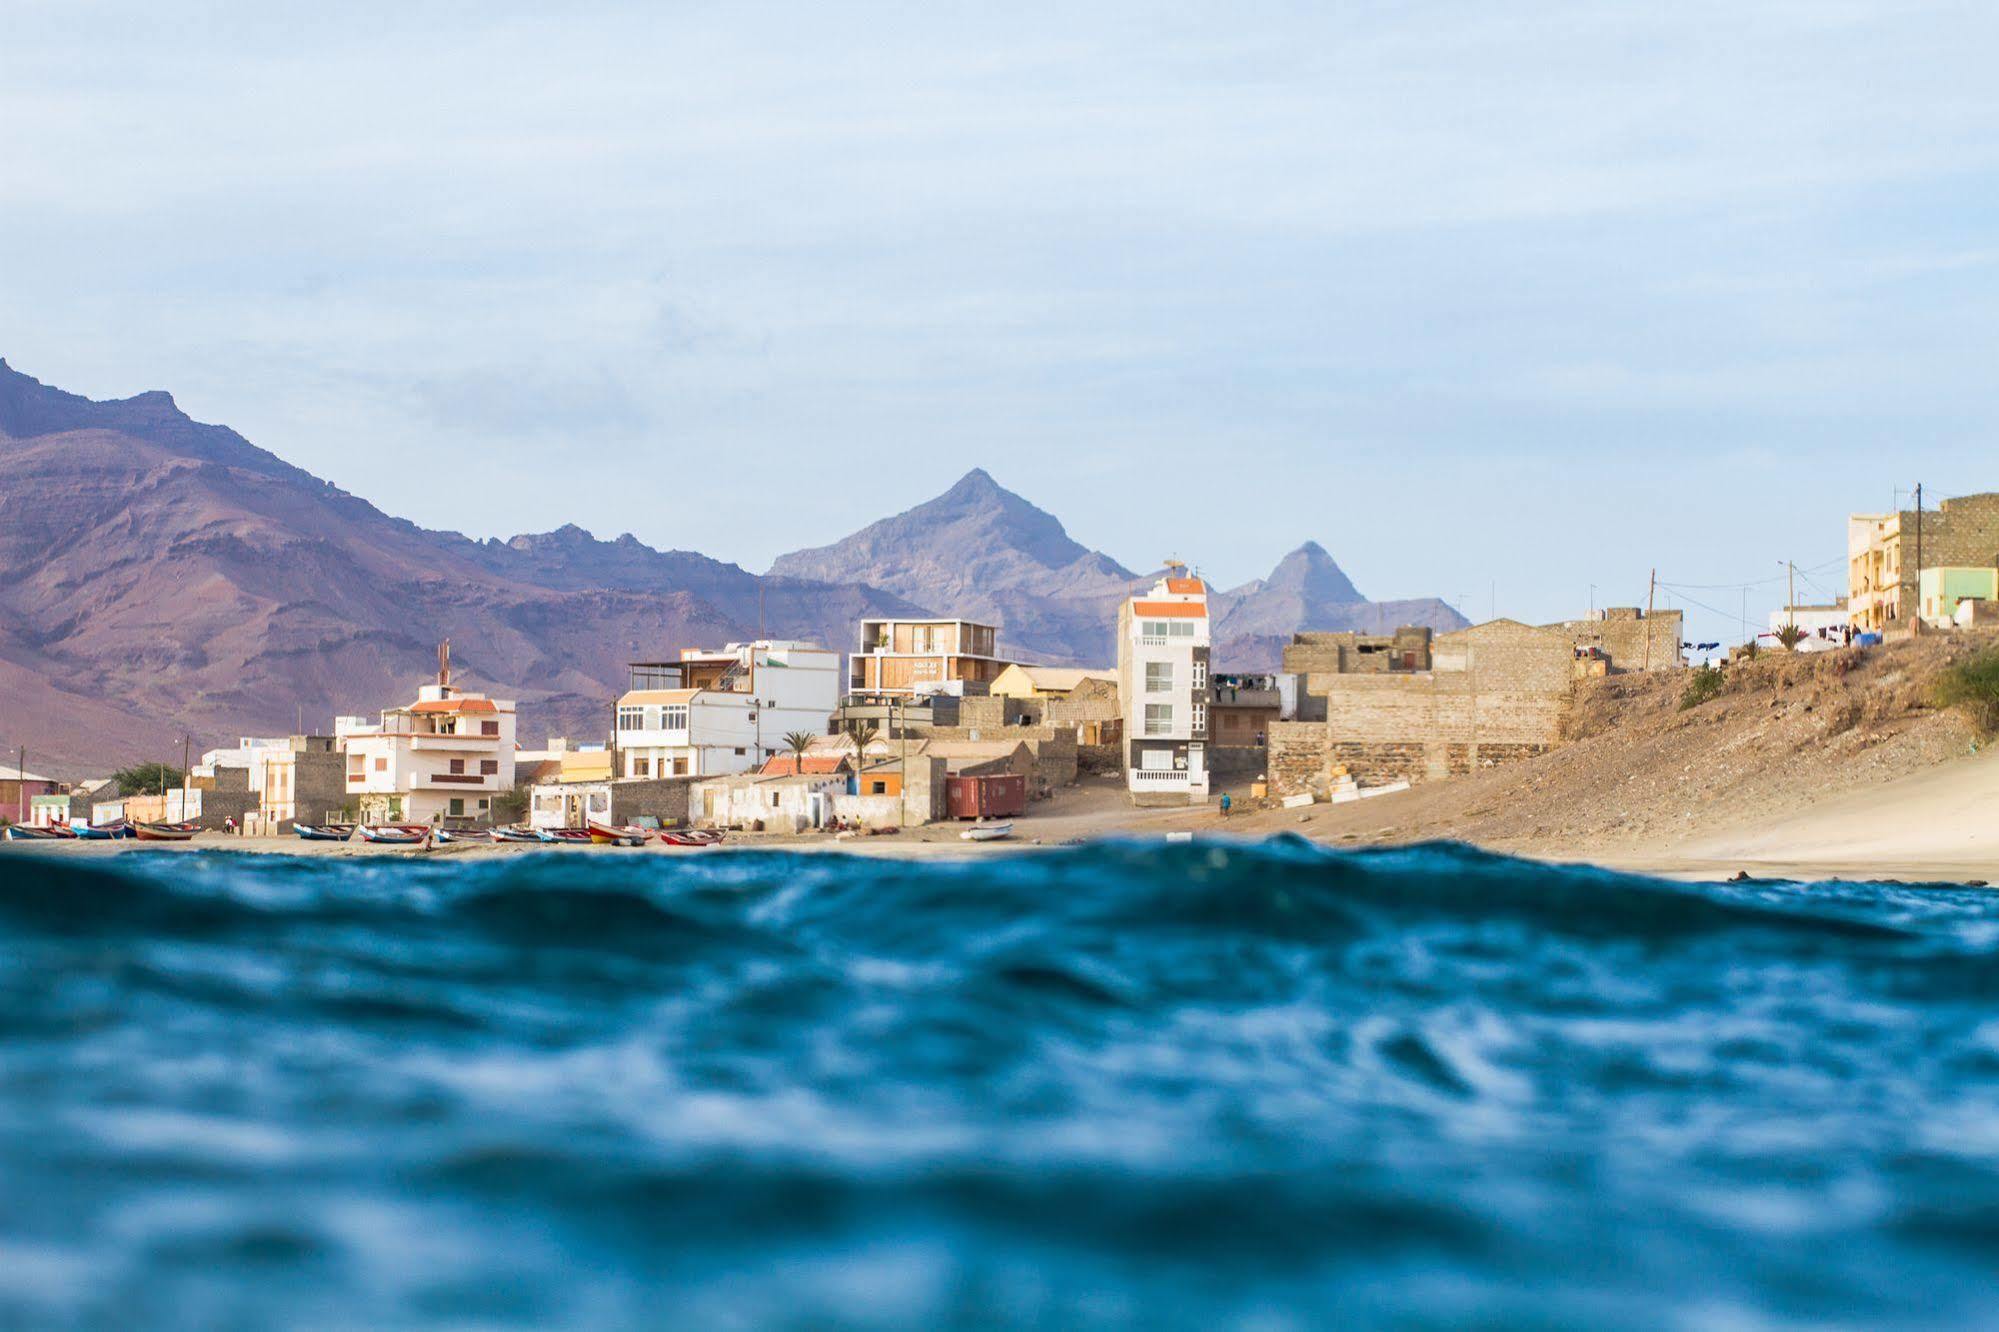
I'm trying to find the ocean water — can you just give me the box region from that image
[3,841,1999,1330]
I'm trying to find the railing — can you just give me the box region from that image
[1131,768,1190,784]
[419,772,495,787]
[410,734,496,748]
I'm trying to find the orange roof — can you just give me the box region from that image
[1133,600,1206,618]
[408,697,499,714]
[1165,577,1206,594]
[759,754,852,777]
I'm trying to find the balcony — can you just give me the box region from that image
[1131,768,1191,785]
[416,772,499,789]
[410,733,500,750]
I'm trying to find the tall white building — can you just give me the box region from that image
[615,640,840,779]
[1117,570,1211,804]
[336,651,517,824]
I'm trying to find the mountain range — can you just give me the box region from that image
[0,360,1464,772]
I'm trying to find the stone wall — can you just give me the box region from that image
[1270,620,1573,796]
[609,777,695,827]
[1268,721,1331,798]
[1543,607,1685,672]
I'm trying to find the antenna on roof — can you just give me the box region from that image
[1163,555,1187,577]
[438,639,452,693]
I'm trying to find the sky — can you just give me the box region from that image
[4,0,1996,645]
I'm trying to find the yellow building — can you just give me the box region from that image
[990,664,1118,699]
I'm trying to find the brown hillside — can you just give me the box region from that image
[1261,634,1992,860]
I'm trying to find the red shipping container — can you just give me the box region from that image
[945,773,1026,820]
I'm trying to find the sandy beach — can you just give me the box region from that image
[12,745,1999,882]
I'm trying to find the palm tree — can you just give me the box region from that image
[849,723,881,762]
[782,731,817,777]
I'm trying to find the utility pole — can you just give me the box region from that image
[898,695,908,829]
[180,734,191,821]
[1912,482,1924,634]
[1643,568,1657,671]
[16,744,24,825]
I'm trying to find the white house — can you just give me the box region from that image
[615,640,839,780]
[337,653,517,824]
[1765,602,1850,652]
[1116,569,1212,804]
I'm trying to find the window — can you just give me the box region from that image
[1191,702,1207,735]
[373,757,387,772]
[673,757,689,775]
[617,707,643,731]
[633,757,650,777]
[477,798,488,810]
[481,720,498,737]
[1144,704,1173,736]
[480,759,498,775]
[663,705,688,731]
[770,792,782,809]
[448,798,464,816]
[1191,659,1207,690]
[1171,621,1195,638]
[735,747,746,756]
[1140,620,1168,643]
[1140,749,1172,770]
[449,758,465,774]
[869,780,888,795]
[1144,662,1173,694]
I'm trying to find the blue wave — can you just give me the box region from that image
[1,840,1996,1328]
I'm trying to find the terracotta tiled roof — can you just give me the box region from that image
[1165,577,1206,594]
[408,697,499,714]
[1133,600,1206,617]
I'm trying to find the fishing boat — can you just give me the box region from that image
[293,823,355,842]
[544,827,593,845]
[133,821,199,842]
[659,829,722,847]
[358,824,428,845]
[960,821,1014,843]
[587,821,650,846]
[4,824,63,841]
[434,827,494,844]
[74,819,134,840]
[493,826,549,843]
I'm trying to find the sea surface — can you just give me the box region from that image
[3,841,1999,1329]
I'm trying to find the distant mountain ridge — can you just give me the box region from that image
[0,360,1465,771]
[770,469,1468,668]
[0,359,922,770]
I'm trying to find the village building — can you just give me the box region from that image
[1849,492,1999,634]
[691,766,853,833]
[831,690,961,737]
[336,649,517,825]
[527,775,694,832]
[1,762,61,824]
[615,640,839,780]
[990,664,1115,700]
[1117,571,1212,804]
[1282,629,1434,721]
[848,617,1015,696]
[1765,602,1851,651]
[1269,619,1575,798]
[1541,608,1687,673]
[1207,671,1285,752]
[1919,568,1999,629]
[243,736,345,835]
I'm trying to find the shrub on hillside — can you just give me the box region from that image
[1679,664,1725,711]
[1933,648,1999,736]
